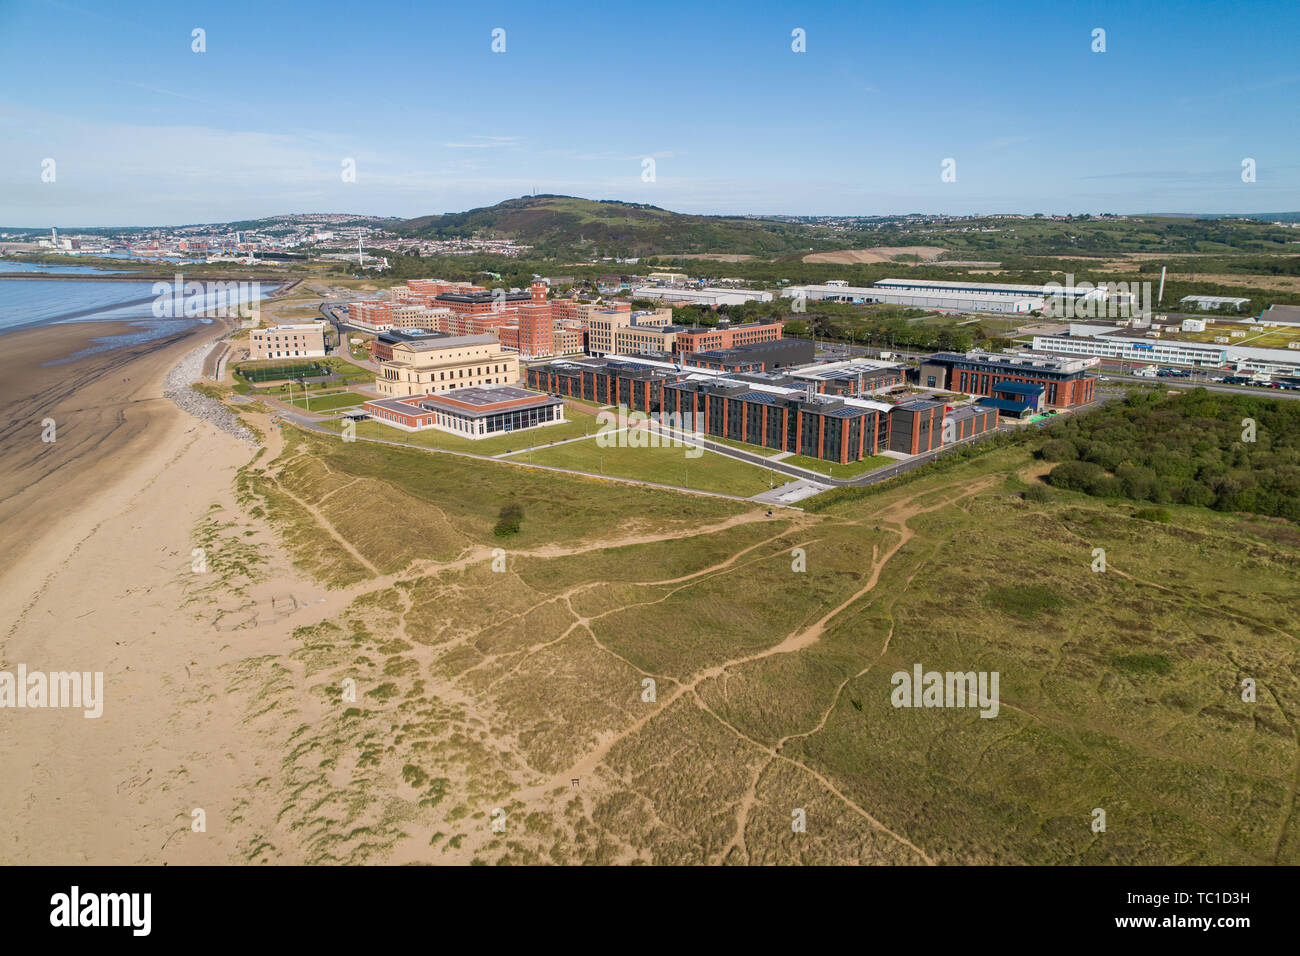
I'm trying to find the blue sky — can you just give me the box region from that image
[1,0,1297,225]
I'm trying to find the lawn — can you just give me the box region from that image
[287,391,368,412]
[504,436,776,497]
[318,404,605,457]
[702,435,783,458]
[779,453,895,479]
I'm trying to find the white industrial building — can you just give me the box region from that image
[1032,324,1300,376]
[781,284,1042,314]
[875,277,1133,309]
[632,286,772,307]
[1180,295,1250,311]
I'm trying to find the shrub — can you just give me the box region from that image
[1134,507,1171,523]
[1022,484,1053,503]
[1110,653,1173,676]
[1037,438,1078,462]
[984,584,1065,618]
[493,502,524,537]
[1047,460,1109,494]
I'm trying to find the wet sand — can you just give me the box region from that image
[0,316,277,864]
[0,320,226,581]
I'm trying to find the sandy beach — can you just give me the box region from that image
[0,318,284,864]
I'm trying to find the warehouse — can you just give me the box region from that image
[1179,295,1250,311]
[781,284,1043,314]
[632,286,773,307]
[874,278,1096,300]
[1032,325,1300,376]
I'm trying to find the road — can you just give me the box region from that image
[1098,370,1300,400]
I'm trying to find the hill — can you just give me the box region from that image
[399,195,813,257]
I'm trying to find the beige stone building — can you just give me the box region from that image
[390,304,453,331]
[612,321,680,355]
[586,308,674,356]
[248,322,327,360]
[375,333,520,397]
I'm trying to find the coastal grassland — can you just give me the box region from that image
[212,418,1300,865]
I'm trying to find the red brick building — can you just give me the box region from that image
[671,318,784,355]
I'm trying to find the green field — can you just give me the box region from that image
[319,406,605,457]
[504,435,776,497]
[287,391,368,411]
[703,435,784,458]
[779,453,896,479]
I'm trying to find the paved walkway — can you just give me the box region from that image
[750,479,831,505]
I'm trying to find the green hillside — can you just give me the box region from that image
[399,195,813,256]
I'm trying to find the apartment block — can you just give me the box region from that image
[346,300,393,332]
[249,322,327,360]
[587,308,674,356]
[388,303,453,331]
[671,318,784,354]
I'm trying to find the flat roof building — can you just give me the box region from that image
[586,308,674,357]
[923,349,1098,407]
[782,284,1043,314]
[672,318,785,355]
[367,328,449,363]
[632,286,773,307]
[1032,324,1300,376]
[1180,295,1250,311]
[526,352,994,464]
[249,321,327,361]
[362,385,564,438]
[376,333,520,397]
[684,337,814,373]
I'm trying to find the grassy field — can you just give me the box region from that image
[504,435,776,497]
[287,391,368,411]
[197,402,1300,865]
[780,453,895,479]
[318,404,604,457]
[698,434,783,458]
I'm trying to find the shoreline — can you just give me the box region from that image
[0,312,284,865]
[0,317,237,581]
